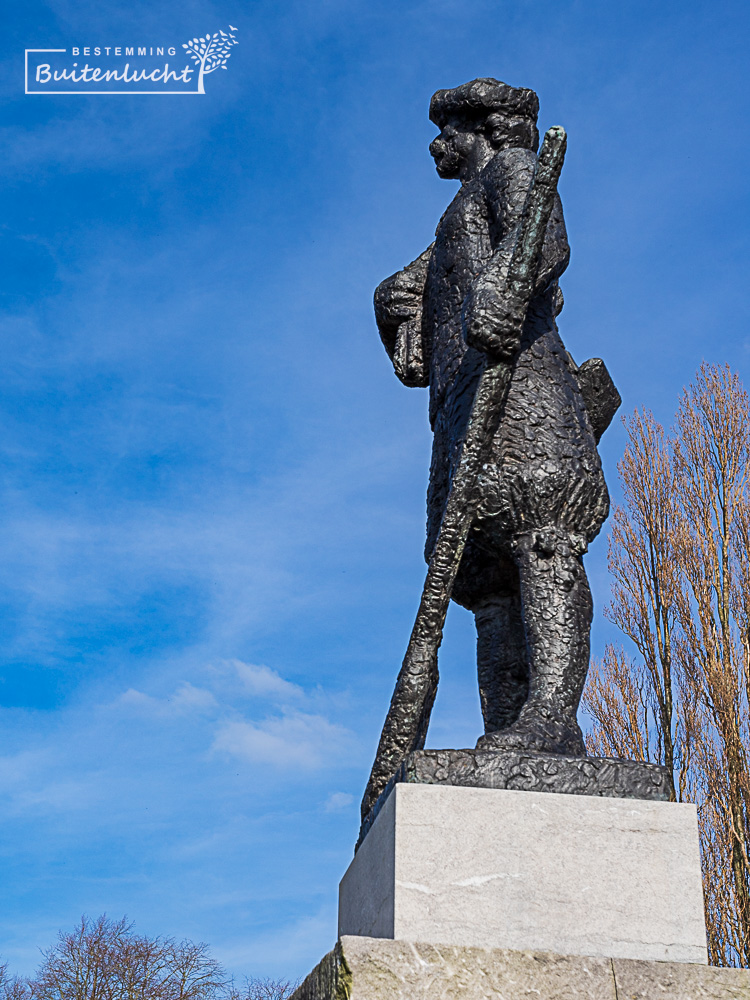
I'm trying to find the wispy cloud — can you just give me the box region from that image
[213,712,351,769]
[119,682,219,717]
[228,661,304,701]
[323,791,354,813]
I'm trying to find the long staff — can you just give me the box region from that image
[360,126,568,823]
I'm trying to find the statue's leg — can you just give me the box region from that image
[452,534,529,735]
[476,528,590,756]
[474,589,529,734]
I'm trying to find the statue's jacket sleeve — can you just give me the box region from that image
[374,244,434,388]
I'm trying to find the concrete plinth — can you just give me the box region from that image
[357,748,671,846]
[293,937,749,1000]
[339,783,707,964]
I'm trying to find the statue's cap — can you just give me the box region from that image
[429,78,539,127]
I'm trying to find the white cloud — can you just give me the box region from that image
[118,682,218,717]
[212,712,351,769]
[324,791,354,812]
[228,660,304,701]
[0,748,49,791]
[0,745,104,818]
[11,778,99,815]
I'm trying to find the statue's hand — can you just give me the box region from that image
[392,317,429,388]
[462,286,526,361]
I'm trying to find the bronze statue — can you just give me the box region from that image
[361,79,620,825]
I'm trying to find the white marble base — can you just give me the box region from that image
[294,937,748,1000]
[338,783,707,964]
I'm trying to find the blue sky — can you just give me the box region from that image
[1,0,749,982]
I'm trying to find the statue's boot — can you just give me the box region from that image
[476,528,591,757]
[474,590,529,734]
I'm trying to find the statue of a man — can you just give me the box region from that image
[374,79,613,757]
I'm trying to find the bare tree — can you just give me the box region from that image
[29,914,130,1000]
[584,645,652,763]
[674,364,750,964]
[26,915,229,1000]
[236,979,299,1000]
[0,962,30,1000]
[583,363,750,966]
[2,920,299,1000]
[585,409,686,798]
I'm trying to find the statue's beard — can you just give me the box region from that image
[433,148,461,178]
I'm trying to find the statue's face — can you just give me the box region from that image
[429,116,481,179]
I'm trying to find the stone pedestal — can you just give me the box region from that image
[339,783,707,964]
[293,937,749,1000]
[357,748,671,845]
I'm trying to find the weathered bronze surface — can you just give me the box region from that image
[362,79,622,831]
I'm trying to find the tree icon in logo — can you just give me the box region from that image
[182,26,238,94]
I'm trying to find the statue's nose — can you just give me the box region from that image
[429,138,443,157]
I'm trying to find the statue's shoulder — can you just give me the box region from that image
[481,146,536,192]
